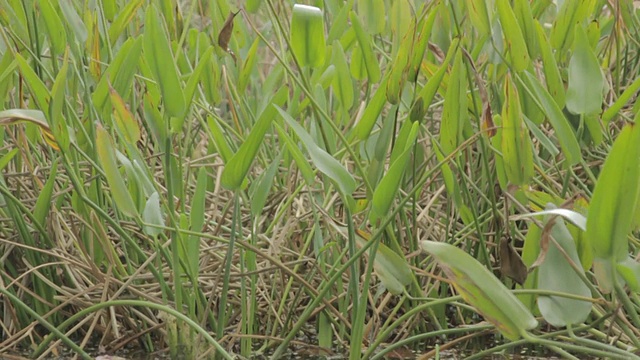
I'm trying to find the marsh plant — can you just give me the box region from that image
[1,1,640,359]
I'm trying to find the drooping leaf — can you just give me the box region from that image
[421,240,538,340]
[276,106,356,196]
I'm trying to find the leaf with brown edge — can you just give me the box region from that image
[218,11,239,52]
[0,109,59,151]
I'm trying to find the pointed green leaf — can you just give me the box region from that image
[143,6,186,118]
[221,88,286,190]
[440,51,466,155]
[535,21,565,108]
[349,11,381,83]
[501,74,533,186]
[519,72,581,166]
[496,0,530,71]
[586,122,640,261]
[291,5,326,68]
[371,122,419,220]
[566,25,604,115]
[96,124,138,218]
[331,41,354,110]
[276,106,356,195]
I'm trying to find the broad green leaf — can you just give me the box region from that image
[357,231,412,294]
[349,11,381,83]
[276,106,356,196]
[350,45,367,81]
[331,41,354,110]
[421,240,538,340]
[49,48,70,153]
[586,122,640,261]
[96,123,138,218]
[465,0,492,36]
[550,0,594,54]
[371,122,419,220]
[513,0,538,58]
[440,51,466,155]
[358,0,385,34]
[291,5,326,68]
[109,85,141,144]
[519,72,581,166]
[501,74,533,186]
[221,88,287,190]
[39,1,66,54]
[535,21,565,108]
[143,6,186,118]
[390,0,412,42]
[566,25,604,115]
[33,158,59,227]
[143,192,164,238]
[537,207,591,327]
[92,37,143,113]
[496,0,530,72]
[353,75,388,140]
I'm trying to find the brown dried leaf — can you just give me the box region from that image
[499,236,528,285]
[482,103,496,137]
[218,11,239,51]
